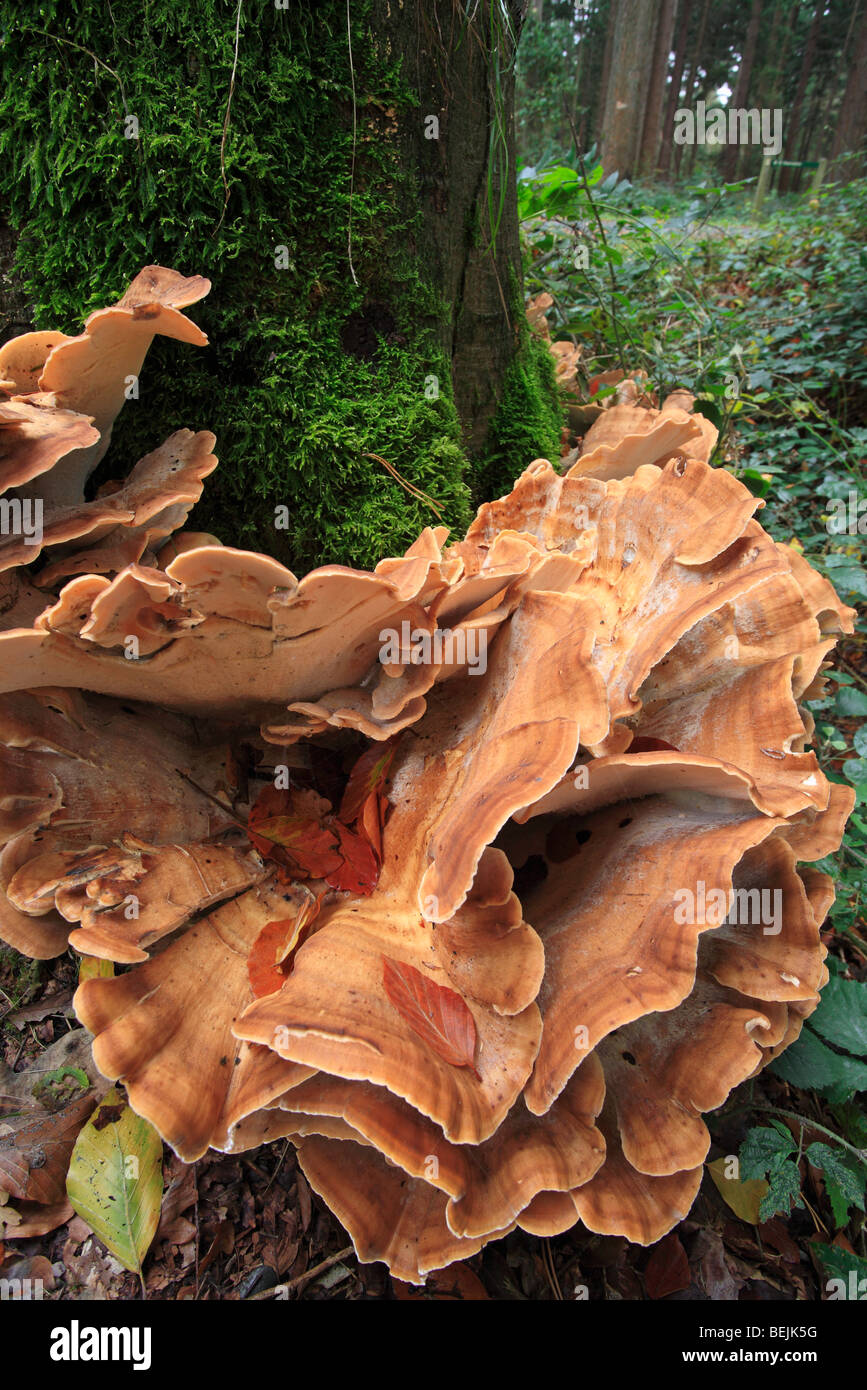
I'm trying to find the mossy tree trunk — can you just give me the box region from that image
[0,0,560,571]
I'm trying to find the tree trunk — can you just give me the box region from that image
[779,0,823,193]
[0,1,559,570]
[594,0,619,148]
[674,0,710,177]
[637,0,680,178]
[719,0,762,183]
[403,0,526,454]
[830,2,867,179]
[657,0,694,179]
[599,0,659,177]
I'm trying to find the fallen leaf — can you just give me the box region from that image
[382,957,479,1078]
[644,1231,690,1299]
[326,821,380,895]
[0,1028,106,1117]
[78,956,115,984]
[66,1086,163,1276]
[156,1158,198,1246]
[247,894,322,998]
[707,1157,768,1224]
[199,1219,234,1275]
[5,989,73,1028]
[296,1171,312,1232]
[339,739,398,823]
[692,1228,743,1300]
[0,1092,96,1204]
[248,919,298,998]
[2,1196,73,1240]
[248,785,342,877]
[759,1217,801,1263]
[359,789,384,861]
[0,1253,55,1290]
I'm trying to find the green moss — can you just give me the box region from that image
[474,331,562,503]
[0,1,566,565]
[0,0,473,569]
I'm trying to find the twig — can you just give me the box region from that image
[345,0,359,287]
[836,655,867,695]
[248,1245,355,1299]
[264,1140,291,1195]
[363,452,444,518]
[214,0,244,235]
[174,769,248,828]
[31,28,130,114]
[542,1238,563,1300]
[755,1104,867,1168]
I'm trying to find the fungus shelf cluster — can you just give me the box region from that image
[0,268,854,1282]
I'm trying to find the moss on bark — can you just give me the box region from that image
[0,0,560,568]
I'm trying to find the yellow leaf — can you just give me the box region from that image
[66,1087,163,1275]
[77,955,114,983]
[707,1156,768,1224]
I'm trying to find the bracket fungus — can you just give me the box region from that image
[0,268,856,1284]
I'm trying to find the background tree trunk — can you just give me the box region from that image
[637,0,680,179]
[719,0,762,183]
[657,0,694,179]
[675,0,710,177]
[594,0,619,147]
[599,0,659,177]
[779,0,823,192]
[830,2,867,178]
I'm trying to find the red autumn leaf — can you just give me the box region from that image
[339,739,398,824]
[644,1232,691,1299]
[247,897,321,998]
[326,821,380,896]
[247,919,295,998]
[358,789,383,862]
[382,956,480,1078]
[248,784,342,877]
[252,814,342,876]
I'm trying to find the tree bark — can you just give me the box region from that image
[599,0,659,177]
[779,0,823,193]
[594,0,619,148]
[637,0,679,178]
[657,0,693,178]
[719,0,762,183]
[398,0,527,453]
[830,2,867,179]
[674,0,710,177]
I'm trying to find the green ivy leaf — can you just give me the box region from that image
[760,1159,804,1222]
[806,1143,866,1229]
[739,1124,795,1181]
[812,1242,867,1298]
[809,973,867,1056]
[770,1027,867,1101]
[835,687,867,719]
